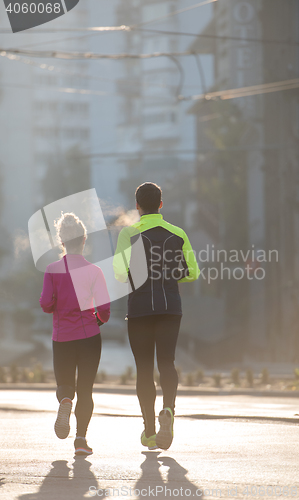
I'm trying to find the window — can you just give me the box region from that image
[35,74,57,86]
[143,111,177,126]
[62,128,90,140]
[35,127,59,139]
[63,102,89,115]
[142,2,168,23]
[34,101,59,112]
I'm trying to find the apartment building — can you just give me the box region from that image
[115,0,213,229]
[0,1,92,274]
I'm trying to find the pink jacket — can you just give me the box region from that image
[40,254,110,342]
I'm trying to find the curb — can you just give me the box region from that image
[1,383,299,397]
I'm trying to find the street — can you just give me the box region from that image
[1,391,299,499]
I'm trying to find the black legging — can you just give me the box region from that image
[53,333,101,437]
[128,314,181,438]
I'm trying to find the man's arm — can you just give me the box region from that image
[178,231,200,283]
[113,227,132,283]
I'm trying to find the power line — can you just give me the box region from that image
[135,27,299,47]
[0,81,108,96]
[180,78,299,101]
[0,51,181,91]
[0,26,129,34]
[13,31,105,50]
[0,48,193,59]
[6,24,130,51]
[165,54,184,96]
[1,25,298,46]
[193,53,206,94]
[84,143,299,160]
[2,51,298,101]
[1,22,298,52]
[1,21,298,58]
[0,80,173,100]
[4,46,297,71]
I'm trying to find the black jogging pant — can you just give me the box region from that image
[128,314,181,438]
[53,333,101,438]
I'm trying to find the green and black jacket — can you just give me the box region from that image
[113,213,200,318]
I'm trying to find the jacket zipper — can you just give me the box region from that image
[162,235,174,311]
[142,234,154,311]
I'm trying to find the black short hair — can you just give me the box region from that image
[135,182,162,213]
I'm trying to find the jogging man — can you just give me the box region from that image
[113,182,200,450]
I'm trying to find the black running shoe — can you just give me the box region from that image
[74,437,93,456]
[54,398,72,439]
[156,407,174,450]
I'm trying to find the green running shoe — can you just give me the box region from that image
[141,430,158,450]
[156,407,174,450]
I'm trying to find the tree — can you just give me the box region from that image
[42,145,90,207]
[196,99,250,360]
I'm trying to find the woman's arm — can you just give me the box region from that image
[93,268,110,323]
[40,272,56,313]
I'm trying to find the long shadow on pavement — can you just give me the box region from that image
[17,457,104,500]
[134,451,203,499]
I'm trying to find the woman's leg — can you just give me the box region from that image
[53,340,76,402]
[75,333,102,438]
[52,340,77,439]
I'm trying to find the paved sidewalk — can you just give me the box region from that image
[1,382,299,398]
[1,390,299,422]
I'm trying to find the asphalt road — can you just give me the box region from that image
[1,391,299,499]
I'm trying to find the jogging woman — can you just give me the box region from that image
[40,212,110,456]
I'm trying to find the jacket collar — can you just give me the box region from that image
[140,213,163,221]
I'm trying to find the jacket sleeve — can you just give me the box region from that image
[40,272,56,313]
[93,268,110,324]
[178,231,200,283]
[113,227,133,283]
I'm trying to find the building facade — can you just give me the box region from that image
[0,1,92,275]
[115,0,213,228]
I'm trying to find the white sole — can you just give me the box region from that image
[54,400,72,439]
[156,410,173,450]
[75,448,93,456]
